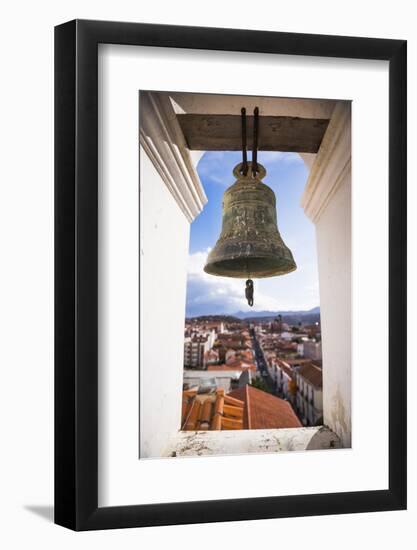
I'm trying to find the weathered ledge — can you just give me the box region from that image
[164,426,342,458]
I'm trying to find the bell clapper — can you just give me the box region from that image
[245,279,254,307]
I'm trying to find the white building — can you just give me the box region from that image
[225,349,236,363]
[295,363,323,426]
[183,369,246,393]
[203,348,219,367]
[303,339,322,361]
[183,336,210,368]
[273,359,295,403]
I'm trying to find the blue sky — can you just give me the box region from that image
[185,151,320,317]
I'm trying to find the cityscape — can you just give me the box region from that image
[180,143,324,436]
[182,310,323,432]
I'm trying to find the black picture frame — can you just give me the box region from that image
[55,19,407,531]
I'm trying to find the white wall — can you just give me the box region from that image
[140,151,190,457]
[316,177,352,446]
[302,102,352,447]
[0,2,415,550]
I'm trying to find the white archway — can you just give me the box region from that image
[139,91,351,457]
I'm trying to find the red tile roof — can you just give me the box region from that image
[181,389,245,431]
[284,358,311,366]
[297,362,323,388]
[207,363,256,372]
[228,385,302,429]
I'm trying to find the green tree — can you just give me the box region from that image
[250,377,273,394]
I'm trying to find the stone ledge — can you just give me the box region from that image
[164,426,342,458]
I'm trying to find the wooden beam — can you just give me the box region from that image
[177,114,329,153]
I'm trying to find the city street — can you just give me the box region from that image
[250,329,276,394]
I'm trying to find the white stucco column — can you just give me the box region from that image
[301,102,352,447]
[140,92,207,222]
[139,92,207,457]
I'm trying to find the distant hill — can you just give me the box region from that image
[186,314,242,323]
[186,308,320,325]
[234,306,319,319]
[234,307,320,325]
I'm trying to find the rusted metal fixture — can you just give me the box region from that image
[204,161,297,279]
[204,107,297,306]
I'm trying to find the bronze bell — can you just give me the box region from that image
[204,162,296,279]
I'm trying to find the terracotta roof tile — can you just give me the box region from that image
[182,389,245,431]
[182,385,302,431]
[228,385,302,429]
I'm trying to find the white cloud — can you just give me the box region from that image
[186,249,295,316]
[196,151,304,188]
[258,151,304,165]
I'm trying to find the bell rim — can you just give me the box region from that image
[203,258,297,279]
